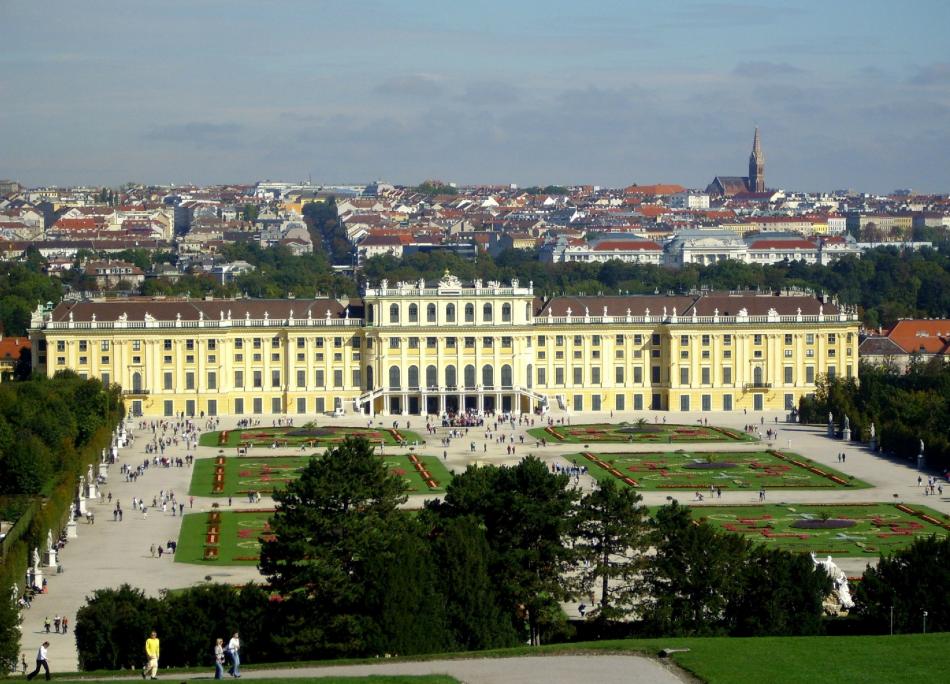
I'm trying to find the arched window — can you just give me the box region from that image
[389,304,399,323]
[464,303,475,322]
[366,366,374,390]
[753,366,763,385]
[388,366,401,390]
[408,304,418,322]
[525,303,532,320]
[426,303,436,323]
[501,364,512,388]
[445,364,457,388]
[483,303,493,322]
[482,364,494,388]
[446,303,456,323]
[426,365,438,388]
[526,364,533,389]
[367,305,375,324]
[132,371,142,392]
[408,365,419,389]
[464,364,476,389]
[502,303,512,322]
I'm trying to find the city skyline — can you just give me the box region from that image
[1,1,949,192]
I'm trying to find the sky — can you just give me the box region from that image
[1,0,949,192]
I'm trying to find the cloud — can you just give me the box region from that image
[374,74,445,97]
[733,61,805,79]
[144,122,243,148]
[908,62,950,86]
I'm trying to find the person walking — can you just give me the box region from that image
[214,638,225,679]
[226,632,241,677]
[26,641,51,681]
[143,630,160,680]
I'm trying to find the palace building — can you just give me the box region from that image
[29,272,859,418]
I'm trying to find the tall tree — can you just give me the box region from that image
[0,594,19,674]
[259,437,407,656]
[572,478,650,621]
[430,457,578,644]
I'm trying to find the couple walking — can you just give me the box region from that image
[214,632,241,679]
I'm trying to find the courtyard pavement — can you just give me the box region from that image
[16,408,949,673]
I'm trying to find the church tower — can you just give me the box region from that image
[748,127,765,192]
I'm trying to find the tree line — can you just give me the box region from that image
[800,359,950,475]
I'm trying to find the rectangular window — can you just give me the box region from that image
[723,367,732,385]
[701,367,710,384]
[315,398,325,413]
[207,399,217,417]
[207,339,217,351]
[352,369,362,388]
[680,335,689,346]
[427,337,437,349]
[784,349,793,358]
[163,400,174,417]
[297,337,306,348]
[784,366,793,384]
[56,340,65,352]
[253,338,262,349]
[271,370,280,388]
[234,398,244,415]
[806,366,815,383]
[272,397,281,413]
[591,395,601,411]
[592,368,601,384]
[615,334,624,346]
[253,370,262,388]
[502,336,512,348]
[785,393,795,410]
[574,335,583,346]
[186,339,194,351]
[828,333,836,344]
[592,335,600,346]
[827,366,836,380]
[634,334,642,345]
[702,394,711,411]
[101,372,110,387]
[185,372,195,390]
[253,397,263,414]
[315,369,325,387]
[806,333,814,344]
[651,334,661,346]
[538,367,547,385]
[634,393,643,410]
[334,370,343,388]
[351,337,361,349]
[315,338,324,348]
[573,367,582,385]
[680,367,689,385]
[132,340,141,351]
[163,339,171,351]
[723,394,733,411]
[297,369,306,388]
[334,337,343,348]
[573,395,583,411]
[615,366,624,384]
[555,367,564,385]
[702,335,710,346]
[235,339,244,349]
[538,335,546,346]
[408,337,419,349]
[634,366,643,384]
[784,334,793,345]
[754,334,763,345]
[555,335,564,346]
[297,397,306,414]
[389,338,400,349]
[207,372,217,390]
[446,338,456,349]
[234,370,244,388]
[101,340,110,351]
[163,372,173,390]
[723,334,732,346]
[680,395,690,411]
[465,337,475,349]
[651,366,661,383]
[615,394,625,410]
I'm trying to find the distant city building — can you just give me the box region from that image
[706,128,766,197]
[860,319,950,372]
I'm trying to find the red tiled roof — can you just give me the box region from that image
[748,239,816,250]
[886,320,950,355]
[592,240,663,251]
[0,336,30,360]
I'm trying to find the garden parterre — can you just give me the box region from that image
[200,425,425,449]
[579,449,869,490]
[528,422,757,444]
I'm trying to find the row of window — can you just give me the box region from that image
[376,302,525,324]
[386,364,516,390]
[386,336,515,350]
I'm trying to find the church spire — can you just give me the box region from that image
[748,127,765,192]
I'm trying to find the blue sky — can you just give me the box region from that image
[1,0,948,191]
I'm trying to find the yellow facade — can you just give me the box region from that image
[29,274,860,418]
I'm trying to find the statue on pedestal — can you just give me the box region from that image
[46,530,53,554]
[920,439,925,455]
[870,422,875,439]
[32,547,40,570]
[87,463,95,484]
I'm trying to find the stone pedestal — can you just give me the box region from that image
[87,481,98,500]
[827,424,834,438]
[66,519,78,539]
[46,550,57,568]
[917,454,926,471]
[77,496,87,516]
[842,427,851,442]
[870,437,877,451]
[99,462,109,480]
[31,568,43,591]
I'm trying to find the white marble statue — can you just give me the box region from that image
[87,463,95,484]
[811,553,854,610]
[920,439,925,454]
[32,547,40,570]
[844,415,850,430]
[870,422,875,439]
[46,530,53,553]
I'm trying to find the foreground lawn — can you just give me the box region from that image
[689,502,950,557]
[189,454,452,497]
[529,422,757,443]
[581,449,868,490]
[58,678,457,684]
[201,426,424,449]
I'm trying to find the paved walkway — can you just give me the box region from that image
[16,409,949,672]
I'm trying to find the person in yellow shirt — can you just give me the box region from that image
[143,631,160,680]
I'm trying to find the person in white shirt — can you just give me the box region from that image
[26,642,50,681]
[226,632,241,678]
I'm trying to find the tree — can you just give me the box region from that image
[641,502,749,636]
[854,535,950,634]
[75,585,159,670]
[430,457,578,644]
[259,437,408,656]
[0,594,20,674]
[572,478,650,621]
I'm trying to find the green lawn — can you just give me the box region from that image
[200,426,425,449]
[689,502,950,556]
[529,422,757,444]
[581,450,869,490]
[189,454,453,497]
[175,509,273,565]
[58,678,457,684]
